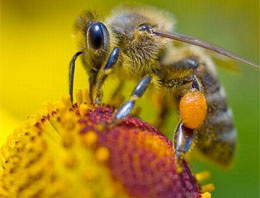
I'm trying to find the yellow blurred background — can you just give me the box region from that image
[0,0,259,197]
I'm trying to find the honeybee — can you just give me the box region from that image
[69,5,258,166]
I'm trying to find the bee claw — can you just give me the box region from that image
[174,122,195,157]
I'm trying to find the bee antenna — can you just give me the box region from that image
[69,51,83,103]
[153,30,259,69]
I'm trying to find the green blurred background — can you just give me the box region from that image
[0,0,259,197]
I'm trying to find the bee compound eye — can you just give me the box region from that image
[88,22,106,49]
[138,24,153,34]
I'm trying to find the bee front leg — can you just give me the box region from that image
[69,51,83,103]
[95,47,120,104]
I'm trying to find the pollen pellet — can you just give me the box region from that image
[180,90,207,129]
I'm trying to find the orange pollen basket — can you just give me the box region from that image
[179,90,207,129]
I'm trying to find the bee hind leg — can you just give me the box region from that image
[163,74,207,160]
[175,78,207,160]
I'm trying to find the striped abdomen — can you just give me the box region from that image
[195,63,236,166]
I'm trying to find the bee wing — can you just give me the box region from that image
[153,30,259,69]
[213,57,240,73]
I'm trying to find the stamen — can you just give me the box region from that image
[95,146,110,162]
[201,183,215,193]
[82,88,91,104]
[76,90,83,104]
[195,171,211,182]
[201,192,211,198]
[62,95,72,107]
[83,130,98,146]
[79,103,89,116]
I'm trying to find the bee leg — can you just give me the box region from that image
[174,122,195,159]
[172,76,200,160]
[164,74,207,160]
[69,51,83,103]
[113,76,152,120]
[168,56,199,70]
[95,47,120,104]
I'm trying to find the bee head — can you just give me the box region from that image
[75,12,113,99]
[75,11,110,69]
[106,6,175,70]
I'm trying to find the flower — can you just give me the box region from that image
[0,90,212,198]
